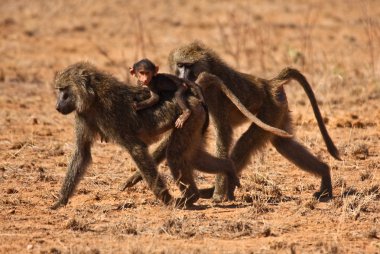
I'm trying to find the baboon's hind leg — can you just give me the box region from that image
[165,111,204,208]
[120,133,170,191]
[210,115,234,202]
[166,147,200,208]
[271,136,333,200]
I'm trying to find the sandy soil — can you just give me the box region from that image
[1,0,379,253]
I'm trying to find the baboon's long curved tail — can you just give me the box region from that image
[196,72,293,138]
[273,67,341,160]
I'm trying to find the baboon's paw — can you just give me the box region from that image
[313,190,333,202]
[50,201,66,210]
[211,193,224,204]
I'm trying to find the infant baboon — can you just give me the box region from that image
[167,41,341,200]
[130,58,206,128]
[52,61,240,209]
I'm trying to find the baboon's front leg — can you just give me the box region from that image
[51,140,92,209]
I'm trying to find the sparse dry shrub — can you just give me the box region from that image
[324,244,339,254]
[260,226,275,237]
[333,183,379,215]
[360,170,374,181]
[363,184,380,200]
[342,191,377,220]
[341,186,358,196]
[65,218,91,232]
[39,247,62,254]
[332,197,344,209]
[333,177,347,188]
[5,188,18,194]
[304,199,318,210]
[159,215,195,238]
[351,143,370,160]
[36,166,56,182]
[293,182,316,195]
[114,221,138,235]
[367,228,379,239]
[10,140,33,150]
[245,198,274,215]
[159,216,183,235]
[205,219,266,239]
[269,240,288,251]
[115,200,137,210]
[225,220,255,237]
[344,196,363,220]
[242,173,293,209]
[297,198,319,216]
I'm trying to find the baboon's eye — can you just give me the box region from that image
[177,63,184,68]
[62,92,69,100]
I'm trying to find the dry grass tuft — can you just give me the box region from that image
[112,221,139,235]
[65,218,91,232]
[159,215,195,238]
[351,143,370,160]
[242,172,293,207]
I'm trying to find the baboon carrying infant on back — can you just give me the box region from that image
[124,41,341,201]
[53,42,340,208]
[52,62,255,209]
[53,55,293,208]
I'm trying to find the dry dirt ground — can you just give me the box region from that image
[1,0,379,253]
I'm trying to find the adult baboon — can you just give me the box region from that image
[51,61,241,209]
[170,41,341,200]
[124,41,341,201]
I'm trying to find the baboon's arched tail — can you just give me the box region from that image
[272,67,341,160]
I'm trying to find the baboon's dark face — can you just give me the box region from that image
[174,62,195,81]
[53,63,97,115]
[174,60,212,82]
[56,86,76,115]
[169,42,212,82]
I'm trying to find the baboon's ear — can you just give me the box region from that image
[78,69,91,88]
[154,66,159,75]
[129,67,135,76]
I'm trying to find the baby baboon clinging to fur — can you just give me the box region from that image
[130,58,206,128]
[52,61,240,209]
[123,41,341,201]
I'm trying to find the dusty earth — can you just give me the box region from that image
[1,0,380,253]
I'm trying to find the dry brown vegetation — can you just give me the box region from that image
[0,0,379,253]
